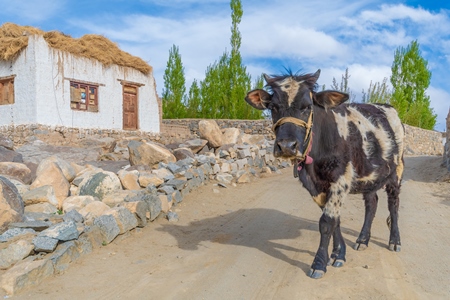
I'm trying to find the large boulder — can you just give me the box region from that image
[199,120,223,148]
[36,156,76,183]
[30,162,70,207]
[78,171,122,201]
[0,162,32,184]
[0,176,24,233]
[128,140,176,167]
[0,146,23,163]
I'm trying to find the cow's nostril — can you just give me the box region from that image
[276,140,297,155]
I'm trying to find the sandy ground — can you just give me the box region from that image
[4,156,450,300]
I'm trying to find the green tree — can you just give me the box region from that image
[186,79,201,118]
[197,0,262,120]
[362,77,391,104]
[330,68,356,102]
[390,40,436,129]
[162,44,186,119]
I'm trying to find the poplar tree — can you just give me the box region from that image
[362,78,391,104]
[162,45,186,119]
[196,0,262,120]
[390,40,436,129]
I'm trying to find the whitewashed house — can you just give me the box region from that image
[0,25,160,132]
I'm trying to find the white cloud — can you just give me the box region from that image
[427,86,449,132]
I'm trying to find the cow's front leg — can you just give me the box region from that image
[330,218,346,267]
[308,214,337,279]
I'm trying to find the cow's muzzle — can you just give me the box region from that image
[272,109,314,161]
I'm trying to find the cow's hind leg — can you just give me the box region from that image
[386,180,401,251]
[355,191,378,250]
[329,218,346,267]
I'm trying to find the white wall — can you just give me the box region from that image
[1,35,160,133]
[0,41,38,126]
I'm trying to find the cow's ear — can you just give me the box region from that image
[245,89,271,110]
[314,90,349,109]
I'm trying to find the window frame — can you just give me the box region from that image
[70,81,99,112]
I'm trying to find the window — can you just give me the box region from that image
[70,81,98,112]
[0,77,14,105]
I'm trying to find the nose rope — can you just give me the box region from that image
[272,109,314,171]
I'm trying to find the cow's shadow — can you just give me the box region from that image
[156,208,377,273]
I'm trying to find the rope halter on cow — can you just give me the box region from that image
[271,108,314,174]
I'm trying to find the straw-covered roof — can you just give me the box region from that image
[0,23,152,74]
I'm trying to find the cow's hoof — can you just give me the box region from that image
[307,269,325,279]
[388,243,401,252]
[330,259,345,268]
[354,243,368,251]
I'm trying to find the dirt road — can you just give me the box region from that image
[7,156,450,299]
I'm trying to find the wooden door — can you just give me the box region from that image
[123,85,138,130]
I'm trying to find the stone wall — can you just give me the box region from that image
[0,119,444,157]
[445,109,450,171]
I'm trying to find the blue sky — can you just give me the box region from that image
[1,0,449,131]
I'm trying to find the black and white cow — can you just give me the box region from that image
[245,70,405,279]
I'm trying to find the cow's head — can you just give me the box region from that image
[245,69,349,159]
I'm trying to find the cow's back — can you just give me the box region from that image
[331,103,404,192]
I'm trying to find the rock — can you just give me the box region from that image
[128,140,176,167]
[36,156,76,183]
[125,188,161,221]
[0,146,23,163]
[166,211,179,222]
[7,178,30,196]
[93,215,120,244]
[0,228,36,243]
[22,185,59,208]
[158,194,172,213]
[222,128,240,144]
[238,134,267,145]
[80,137,116,154]
[16,140,100,165]
[138,172,164,188]
[102,190,135,208]
[0,257,54,295]
[198,120,223,148]
[105,207,138,234]
[0,240,34,269]
[8,220,52,232]
[152,168,174,181]
[62,195,96,213]
[165,178,187,191]
[49,241,80,274]
[215,173,233,185]
[24,203,58,214]
[179,139,208,154]
[38,221,80,241]
[117,169,140,190]
[30,162,70,207]
[78,201,111,225]
[78,171,122,201]
[32,236,59,253]
[63,210,84,224]
[0,176,24,233]
[120,201,147,227]
[236,171,252,184]
[0,135,13,150]
[0,162,32,184]
[173,147,195,161]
